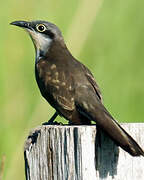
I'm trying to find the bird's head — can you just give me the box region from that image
[10,20,64,58]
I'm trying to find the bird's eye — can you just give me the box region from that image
[36,24,46,32]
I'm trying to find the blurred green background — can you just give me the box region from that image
[0,0,144,179]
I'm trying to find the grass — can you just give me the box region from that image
[0,0,144,179]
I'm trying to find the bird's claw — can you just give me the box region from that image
[42,121,63,125]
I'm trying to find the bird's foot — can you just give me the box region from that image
[42,121,63,125]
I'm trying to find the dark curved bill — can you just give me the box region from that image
[10,21,31,30]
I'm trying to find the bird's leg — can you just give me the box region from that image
[48,111,58,124]
[42,111,61,125]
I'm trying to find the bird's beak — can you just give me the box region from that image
[10,21,31,30]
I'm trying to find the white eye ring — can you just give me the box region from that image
[36,24,46,32]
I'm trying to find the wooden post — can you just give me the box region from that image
[24,123,144,180]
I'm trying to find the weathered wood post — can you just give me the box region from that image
[24,123,144,180]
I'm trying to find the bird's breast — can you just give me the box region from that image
[35,59,75,114]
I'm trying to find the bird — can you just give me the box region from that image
[10,20,144,156]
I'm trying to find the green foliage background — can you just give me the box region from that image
[0,0,144,179]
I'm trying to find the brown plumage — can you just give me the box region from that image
[11,20,144,156]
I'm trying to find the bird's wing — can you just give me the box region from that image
[75,84,144,156]
[81,64,103,102]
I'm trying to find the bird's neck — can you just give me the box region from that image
[35,39,72,64]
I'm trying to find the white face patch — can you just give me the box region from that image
[26,29,52,57]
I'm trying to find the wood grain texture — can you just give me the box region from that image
[24,123,144,180]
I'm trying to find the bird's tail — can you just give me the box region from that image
[95,112,144,156]
[76,88,144,156]
[113,122,144,156]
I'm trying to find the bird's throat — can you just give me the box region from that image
[27,29,52,62]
